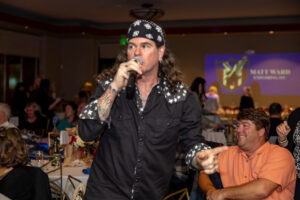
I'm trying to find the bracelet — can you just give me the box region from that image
[278,137,288,144]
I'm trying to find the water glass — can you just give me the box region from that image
[35,150,44,167]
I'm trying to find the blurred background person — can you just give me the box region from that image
[239,86,254,111]
[77,101,87,118]
[190,77,206,108]
[56,102,77,131]
[204,85,220,114]
[0,127,51,200]
[0,103,16,128]
[28,76,41,95]
[19,102,49,137]
[202,85,224,130]
[0,127,33,200]
[10,82,29,119]
[268,102,283,144]
[277,107,300,200]
[74,90,89,106]
[30,78,62,120]
[189,79,224,200]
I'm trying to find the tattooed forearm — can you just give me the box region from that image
[97,84,118,120]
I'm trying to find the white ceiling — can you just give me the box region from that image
[0,0,299,23]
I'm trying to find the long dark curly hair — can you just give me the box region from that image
[97,46,183,93]
[190,77,206,107]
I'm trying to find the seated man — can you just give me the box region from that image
[198,108,296,199]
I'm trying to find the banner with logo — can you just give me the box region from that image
[205,53,300,96]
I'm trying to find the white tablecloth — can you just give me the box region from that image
[202,129,227,146]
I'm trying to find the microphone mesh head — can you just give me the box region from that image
[134,57,143,64]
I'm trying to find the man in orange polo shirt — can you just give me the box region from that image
[198,108,296,200]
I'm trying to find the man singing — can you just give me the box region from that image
[78,19,227,200]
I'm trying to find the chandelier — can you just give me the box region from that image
[129,4,164,21]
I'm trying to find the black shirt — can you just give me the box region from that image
[0,166,34,200]
[78,78,209,200]
[19,114,49,137]
[0,166,52,200]
[239,95,254,111]
[269,117,283,137]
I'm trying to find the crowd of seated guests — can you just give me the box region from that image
[0,78,92,199]
[0,78,92,148]
[3,76,299,200]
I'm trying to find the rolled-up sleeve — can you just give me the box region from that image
[78,85,109,141]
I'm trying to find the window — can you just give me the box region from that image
[0,55,39,103]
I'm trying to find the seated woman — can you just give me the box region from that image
[0,127,51,200]
[19,102,50,137]
[56,102,77,131]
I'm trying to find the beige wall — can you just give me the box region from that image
[1,29,299,108]
[0,29,40,57]
[58,38,98,100]
[39,36,62,89]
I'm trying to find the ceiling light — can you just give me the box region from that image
[130,3,164,21]
[269,30,275,35]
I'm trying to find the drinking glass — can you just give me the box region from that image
[35,150,44,167]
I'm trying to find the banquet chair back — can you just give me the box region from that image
[29,154,63,200]
[63,175,86,200]
[41,154,63,200]
[163,188,190,200]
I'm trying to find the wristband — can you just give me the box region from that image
[278,137,288,144]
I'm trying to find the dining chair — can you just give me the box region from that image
[42,154,63,200]
[163,188,190,200]
[29,154,63,200]
[63,175,86,200]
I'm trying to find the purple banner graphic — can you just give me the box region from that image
[205,53,300,96]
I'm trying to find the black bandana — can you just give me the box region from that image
[126,19,165,47]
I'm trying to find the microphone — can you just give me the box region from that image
[126,57,143,99]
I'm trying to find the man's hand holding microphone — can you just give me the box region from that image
[110,57,143,98]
